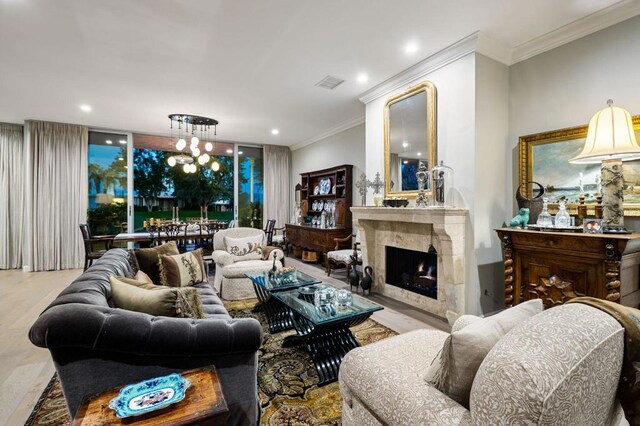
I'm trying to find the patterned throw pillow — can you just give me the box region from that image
[159,249,206,287]
[129,242,180,284]
[224,235,263,261]
[110,275,205,319]
[424,299,543,408]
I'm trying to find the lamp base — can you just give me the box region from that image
[602,226,631,234]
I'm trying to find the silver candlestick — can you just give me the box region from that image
[415,161,429,207]
[355,173,369,205]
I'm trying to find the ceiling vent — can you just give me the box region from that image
[315,75,345,90]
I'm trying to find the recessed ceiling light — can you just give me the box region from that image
[79,104,92,112]
[403,160,409,164]
[405,42,418,54]
[271,128,280,135]
[356,73,369,84]
[105,140,112,144]
[226,149,233,154]
[238,151,244,155]
[417,152,422,156]
[119,139,127,144]
[402,141,409,148]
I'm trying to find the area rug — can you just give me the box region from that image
[25,298,396,426]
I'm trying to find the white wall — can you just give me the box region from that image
[509,15,640,228]
[290,123,366,219]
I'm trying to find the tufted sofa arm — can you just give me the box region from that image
[29,303,263,356]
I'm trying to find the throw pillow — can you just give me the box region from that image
[425,299,543,407]
[110,276,205,319]
[129,242,180,284]
[224,235,263,261]
[159,249,206,287]
[110,275,179,317]
[134,270,154,285]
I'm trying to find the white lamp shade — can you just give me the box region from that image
[570,102,640,164]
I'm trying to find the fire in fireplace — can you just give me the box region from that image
[385,246,437,299]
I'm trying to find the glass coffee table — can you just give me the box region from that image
[245,270,321,333]
[273,286,383,386]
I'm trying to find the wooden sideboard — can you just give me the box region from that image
[495,228,640,309]
[286,224,352,260]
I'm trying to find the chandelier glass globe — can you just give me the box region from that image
[205,142,213,152]
[211,160,220,172]
[198,154,210,165]
[183,163,190,173]
[176,138,187,151]
[191,164,198,173]
[191,136,199,146]
[191,146,201,157]
[167,156,177,167]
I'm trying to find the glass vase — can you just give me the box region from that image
[554,200,571,228]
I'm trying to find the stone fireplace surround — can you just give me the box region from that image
[351,207,468,320]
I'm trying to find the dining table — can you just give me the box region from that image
[114,222,227,246]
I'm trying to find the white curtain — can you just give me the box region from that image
[26,121,88,271]
[263,145,291,228]
[0,123,24,269]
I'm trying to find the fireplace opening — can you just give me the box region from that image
[385,246,437,299]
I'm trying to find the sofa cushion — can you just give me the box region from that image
[425,299,543,407]
[109,276,180,317]
[159,249,206,287]
[224,235,263,261]
[130,242,179,284]
[222,259,280,278]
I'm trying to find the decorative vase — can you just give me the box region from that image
[373,194,383,207]
[554,200,571,228]
[536,197,552,227]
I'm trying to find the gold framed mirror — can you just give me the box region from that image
[384,81,437,198]
[519,114,640,216]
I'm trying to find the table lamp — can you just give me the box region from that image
[570,100,640,233]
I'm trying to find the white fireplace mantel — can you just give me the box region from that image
[351,206,469,320]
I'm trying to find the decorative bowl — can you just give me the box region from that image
[108,373,191,418]
[383,198,409,208]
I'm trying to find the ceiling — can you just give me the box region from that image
[0,0,637,147]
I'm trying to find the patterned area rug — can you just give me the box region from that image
[25,298,396,426]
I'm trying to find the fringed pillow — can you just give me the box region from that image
[159,249,206,287]
[424,299,543,407]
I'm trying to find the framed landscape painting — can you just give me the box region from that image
[519,115,640,216]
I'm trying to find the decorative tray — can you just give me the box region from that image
[526,224,583,233]
[108,373,191,418]
[299,284,322,295]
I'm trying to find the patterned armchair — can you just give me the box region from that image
[325,233,361,279]
[339,303,628,425]
[211,227,284,300]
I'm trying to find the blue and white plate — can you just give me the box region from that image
[108,373,191,418]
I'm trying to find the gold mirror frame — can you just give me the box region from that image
[384,81,437,199]
[519,115,640,216]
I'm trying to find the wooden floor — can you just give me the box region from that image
[0,258,447,425]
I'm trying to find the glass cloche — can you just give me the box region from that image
[431,161,454,208]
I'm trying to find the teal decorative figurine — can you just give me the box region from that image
[509,208,530,228]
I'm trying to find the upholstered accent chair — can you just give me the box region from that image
[326,233,361,279]
[339,303,629,426]
[212,227,284,300]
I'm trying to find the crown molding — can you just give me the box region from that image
[291,116,365,151]
[358,33,482,105]
[512,0,640,64]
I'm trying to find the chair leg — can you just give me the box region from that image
[83,256,89,271]
[326,259,332,276]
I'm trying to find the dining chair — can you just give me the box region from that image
[79,224,115,271]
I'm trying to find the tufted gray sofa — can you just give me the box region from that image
[29,249,263,425]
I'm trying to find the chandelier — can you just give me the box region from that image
[167,114,220,173]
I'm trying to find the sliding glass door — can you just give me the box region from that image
[87,131,130,236]
[237,146,264,228]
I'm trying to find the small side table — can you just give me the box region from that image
[73,367,228,426]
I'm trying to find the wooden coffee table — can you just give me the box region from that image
[73,366,228,426]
